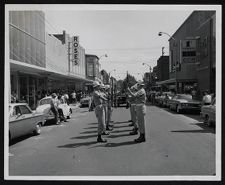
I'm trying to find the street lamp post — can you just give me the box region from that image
[142,62,152,85]
[98,54,108,62]
[158,31,178,93]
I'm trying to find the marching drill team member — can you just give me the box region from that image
[127,81,146,143]
[128,84,139,135]
[105,85,113,129]
[100,84,113,131]
[92,81,109,143]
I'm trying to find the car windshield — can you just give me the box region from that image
[39,98,52,105]
[176,94,192,100]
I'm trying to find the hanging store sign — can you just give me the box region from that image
[71,36,79,65]
[181,39,197,63]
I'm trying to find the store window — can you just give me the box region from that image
[19,76,28,103]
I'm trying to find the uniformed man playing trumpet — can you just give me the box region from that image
[127,81,146,143]
[128,84,138,135]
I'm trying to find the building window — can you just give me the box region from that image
[88,62,94,77]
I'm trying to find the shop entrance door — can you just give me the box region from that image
[29,76,37,110]
[19,76,28,103]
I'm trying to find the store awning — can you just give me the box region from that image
[156,78,176,85]
[10,59,92,83]
[156,78,197,85]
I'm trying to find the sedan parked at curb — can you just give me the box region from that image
[36,96,72,124]
[201,98,216,126]
[9,103,45,141]
[168,94,201,113]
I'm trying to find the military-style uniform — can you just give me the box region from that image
[105,85,113,127]
[107,91,113,125]
[128,96,138,131]
[134,87,146,135]
[93,88,106,136]
[127,82,146,142]
[100,86,108,129]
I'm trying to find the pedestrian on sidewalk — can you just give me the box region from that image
[63,92,69,105]
[92,81,109,143]
[128,84,139,135]
[71,91,77,104]
[202,90,212,106]
[127,81,146,143]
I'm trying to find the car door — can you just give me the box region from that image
[18,105,36,134]
[9,105,27,139]
[170,95,177,109]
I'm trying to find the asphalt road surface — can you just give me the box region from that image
[8,104,215,177]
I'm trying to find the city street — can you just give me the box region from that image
[8,104,215,176]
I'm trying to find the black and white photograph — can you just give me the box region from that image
[4,4,222,181]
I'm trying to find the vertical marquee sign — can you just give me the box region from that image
[181,39,197,63]
[72,36,79,65]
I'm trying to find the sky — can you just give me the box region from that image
[41,6,194,81]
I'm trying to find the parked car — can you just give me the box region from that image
[162,93,173,108]
[9,103,45,141]
[157,92,172,107]
[201,98,216,126]
[116,94,127,107]
[168,94,201,113]
[80,96,91,107]
[36,96,72,124]
[154,92,162,105]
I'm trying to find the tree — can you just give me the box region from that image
[116,74,137,93]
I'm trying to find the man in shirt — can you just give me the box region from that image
[127,81,146,143]
[202,90,212,105]
[71,91,77,104]
[92,81,109,142]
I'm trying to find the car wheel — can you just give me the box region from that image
[54,117,60,125]
[33,123,41,135]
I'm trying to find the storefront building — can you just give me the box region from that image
[157,11,216,97]
[9,11,47,109]
[9,11,90,109]
[157,56,169,82]
[100,69,109,85]
[45,32,89,94]
[84,54,101,92]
